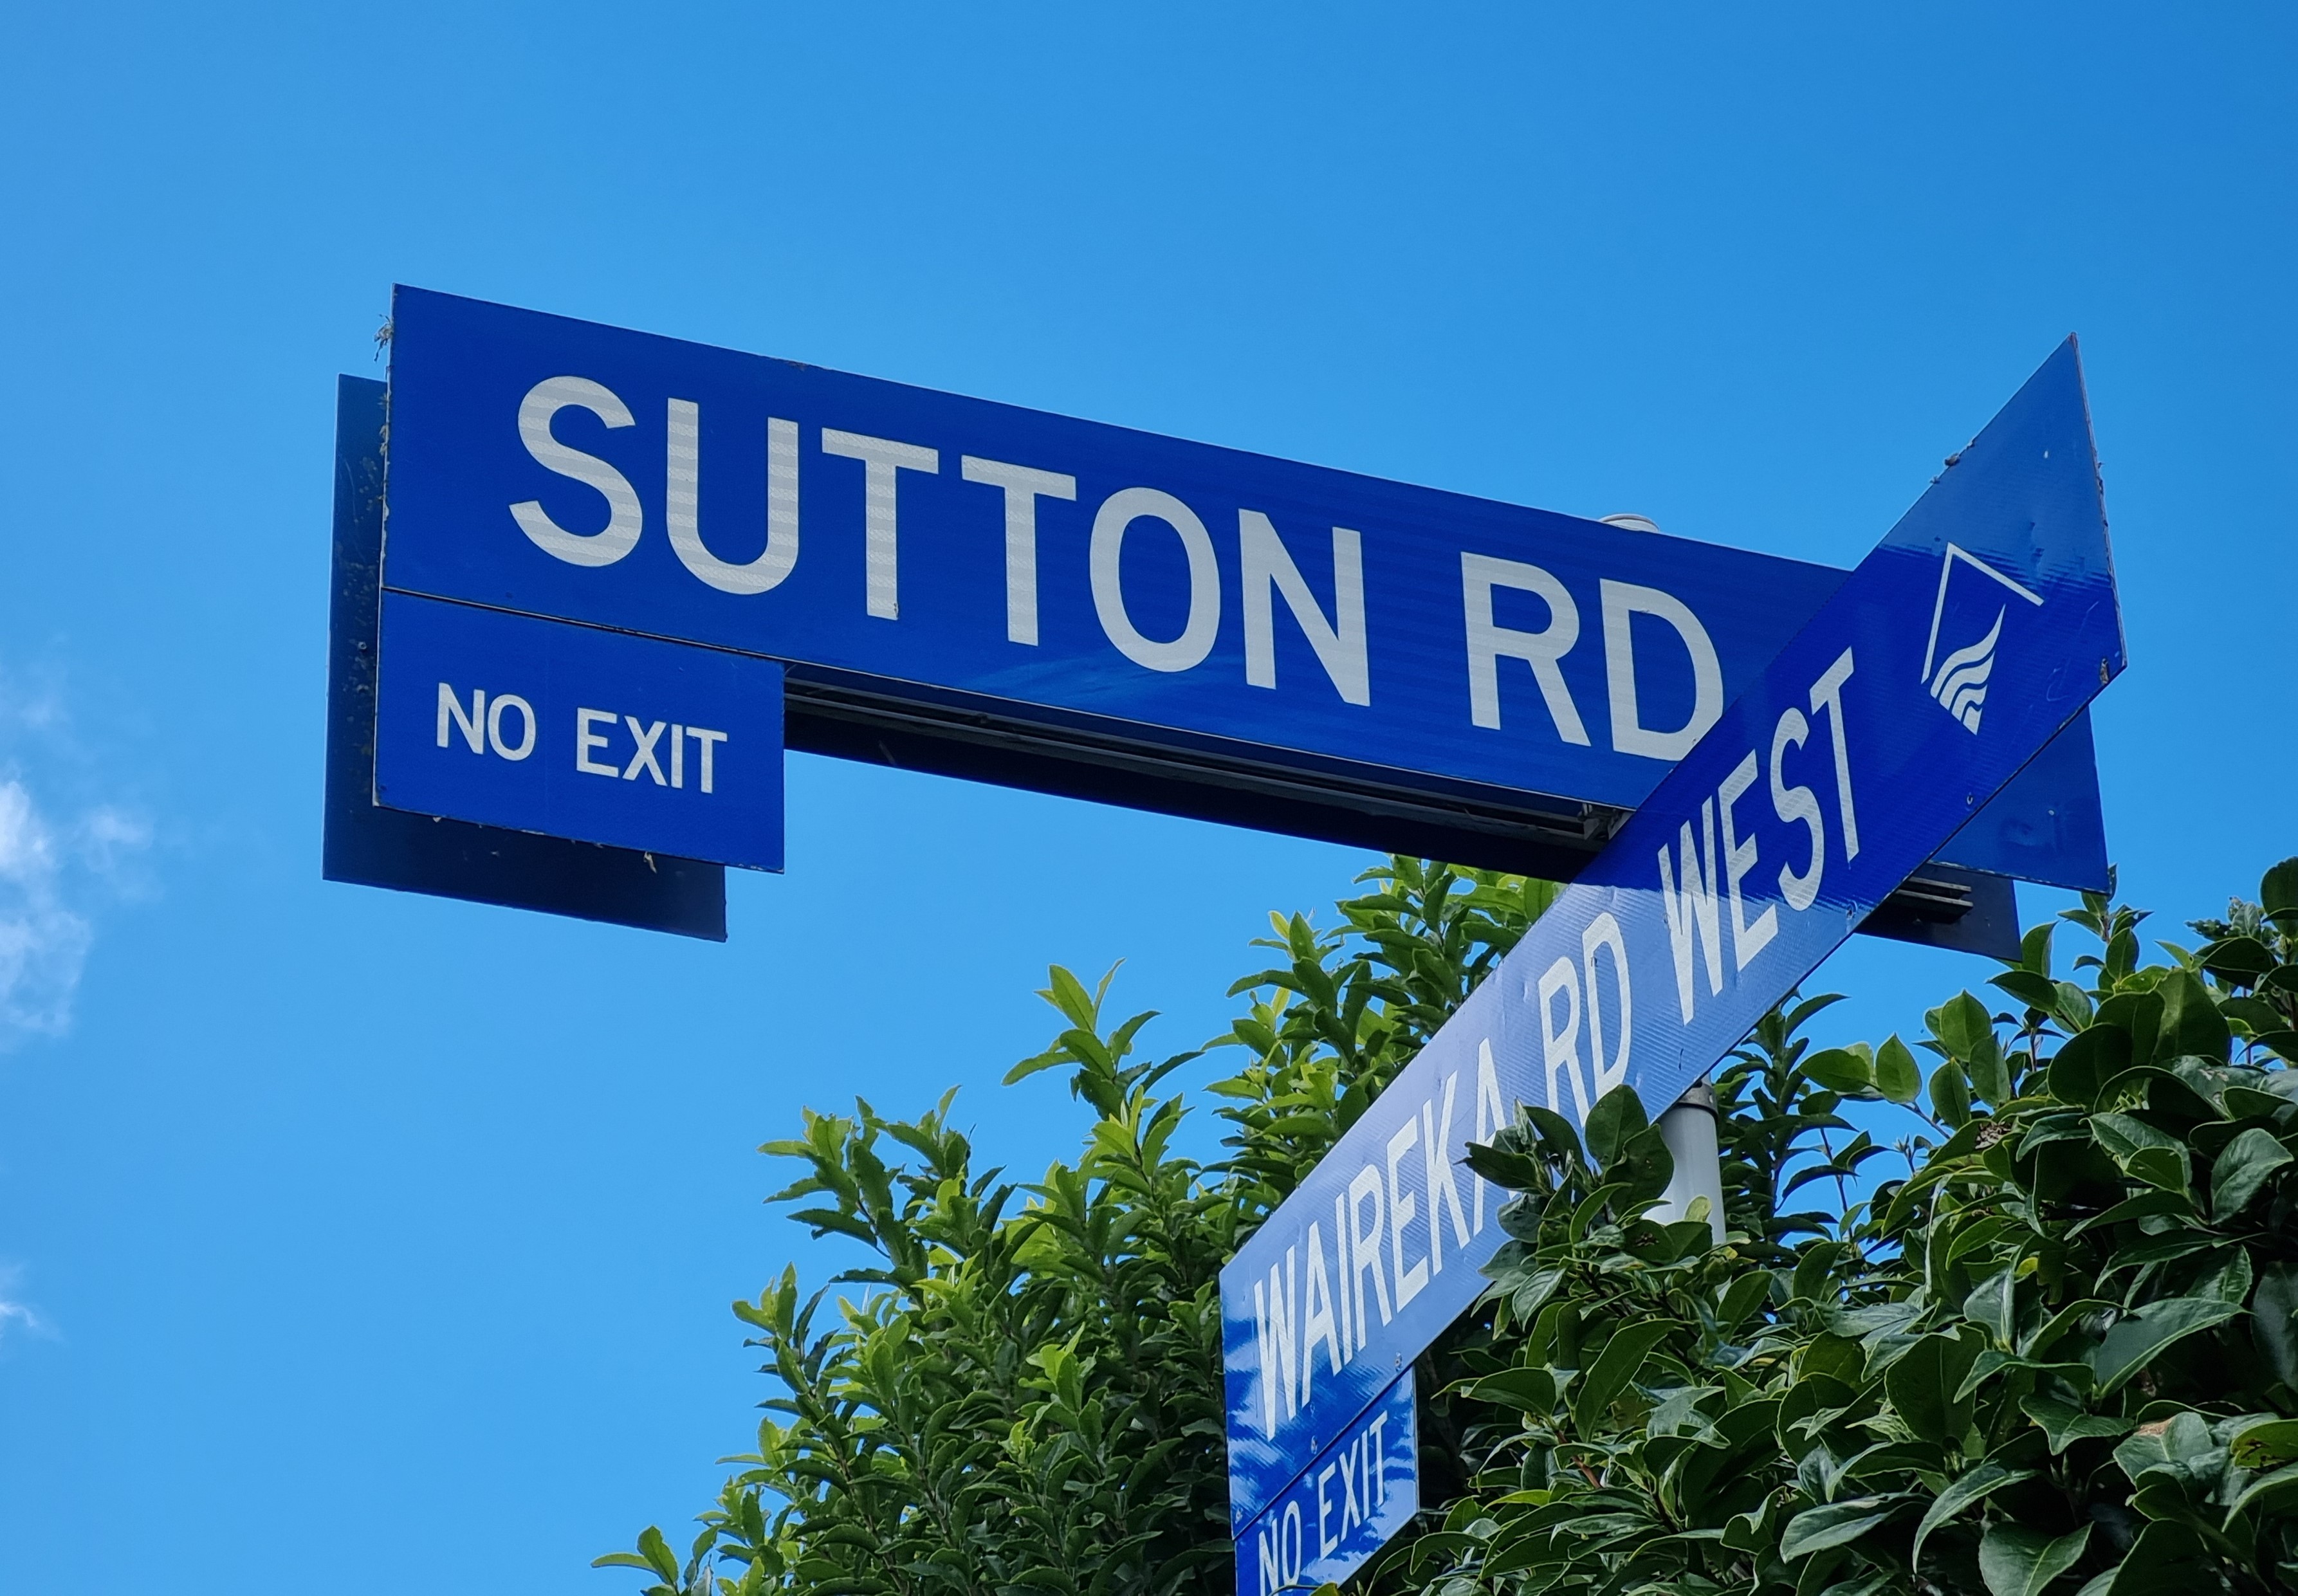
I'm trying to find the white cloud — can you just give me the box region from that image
[0,780,94,1043]
[0,1264,48,1344]
[0,666,152,1049]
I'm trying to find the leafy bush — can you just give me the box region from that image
[597,861,1544,1596]
[601,859,2298,1596]
[1412,861,2298,1596]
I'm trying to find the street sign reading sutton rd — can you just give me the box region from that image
[365,288,2106,943]
[1218,338,2123,1585]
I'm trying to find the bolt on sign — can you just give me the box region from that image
[1222,340,2122,1591]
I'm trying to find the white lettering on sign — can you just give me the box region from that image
[688,726,726,793]
[576,708,618,776]
[509,377,643,567]
[1384,1114,1428,1312]
[436,683,535,761]
[1251,1402,1397,1595]
[1460,553,1586,743]
[1523,912,1639,1127]
[569,709,729,791]
[1718,753,1777,971]
[1090,488,1220,672]
[488,694,535,760]
[1473,1038,1505,1233]
[1657,646,1860,1024]
[959,456,1077,646]
[623,717,668,784]
[821,429,939,620]
[1254,1500,1307,1596]
[1599,579,1723,759]
[1298,1221,1342,1397]
[1419,1074,1471,1276]
[1242,1056,1511,1440]
[1240,512,1370,706]
[1808,648,1861,860]
[501,380,1742,735]
[1769,708,1826,911]
[666,401,800,595]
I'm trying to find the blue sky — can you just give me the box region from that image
[1,5,2291,1589]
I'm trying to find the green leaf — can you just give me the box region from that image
[1964,1267,2019,1350]
[2089,1298,2245,1395]
[2021,1394,2133,1453]
[1875,1034,1922,1104]
[1935,991,1996,1060]
[1966,1040,2014,1110]
[1574,1318,1675,1429]
[2019,921,2057,975]
[2225,1083,2295,1118]
[637,1525,681,1584]
[1781,1495,1910,1560]
[2209,1126,2292,1220]
[1980,1523,2090,1596]
[1583,1083,1648,1168]
[2227,1416,2298,1469]
[2198,935,2277,983]
[1718,1270,1774,1328]
[2092,1521,2213,1593]
[1992,969,2061,1013]
[2090,1113,2189,1192]
[2098,991,2165,1065]
[1910,1463,2034,1569]
[2066,1190,2191,1237]
[2049,1025,2131,1109]
[1469,1365,1558,1413]
[1888,1333,1983,1444]
[1611,1123,1676,1202]
[1931,1060,1973,1128]
[1507,1265,1566,1319]
[2254,1263,2298,1391]
[2157,970,2232,1063]
[2263,856,2298,920]
[1803,1047,1875,1095]
[2227,1460,2298,1522]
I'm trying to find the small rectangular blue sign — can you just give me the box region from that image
[374,593,784,870]
[1220,338,2126,1532]
[1236,1369,1417,1596]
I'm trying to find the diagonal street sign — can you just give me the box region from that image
[1222,338,2123,1589]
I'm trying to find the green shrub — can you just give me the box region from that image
[601,860,2298,1596]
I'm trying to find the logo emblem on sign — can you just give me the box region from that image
[1920,544,2043,734]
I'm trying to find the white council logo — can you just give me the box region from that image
[1919,544,2044,735]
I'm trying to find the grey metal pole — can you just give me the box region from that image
[1654,1079,1725,1244]
[1595,515,1728,1248]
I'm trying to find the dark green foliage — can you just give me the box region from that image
[603,858,2298,1596]
[1421,862,2298,1596]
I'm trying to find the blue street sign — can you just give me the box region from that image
[378,287,2106,916]
[374,592,784,870]
[1218,338,2123,1540]
[1236,1368,1417,1596]
[324,377,728,939]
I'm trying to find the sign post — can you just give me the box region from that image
[1220,338,2123,1590]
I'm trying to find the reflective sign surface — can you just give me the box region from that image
[1220,338,2122,1533]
